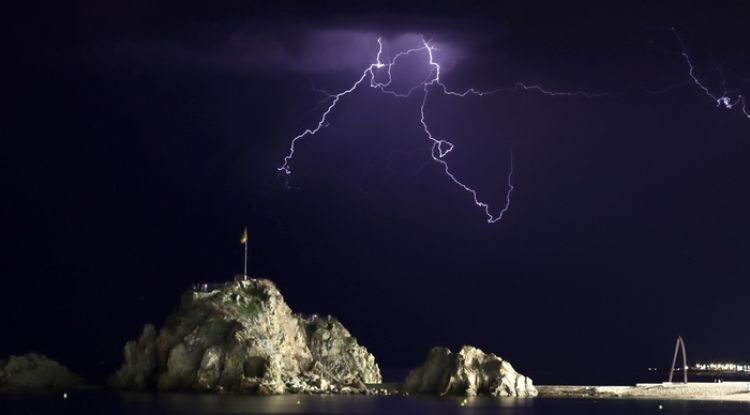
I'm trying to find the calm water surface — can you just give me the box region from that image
[2,392,750,415]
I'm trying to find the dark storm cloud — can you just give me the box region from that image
[230,29,466,74]
[228,29,383,74]
[102,19,473,77]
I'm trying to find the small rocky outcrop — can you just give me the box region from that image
[404,346,537,397]
[110,278,381,394]
[0,353,83,392]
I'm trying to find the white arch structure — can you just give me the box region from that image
[668,336,688,383]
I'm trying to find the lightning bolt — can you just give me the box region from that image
[278,36,596,223]
[277,30,746,223]
[417,38,513,223]
[673,28,749,120]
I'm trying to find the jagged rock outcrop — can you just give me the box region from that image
[110,278,381,394]
[0,353,83,391]
[108,324,157,390]
[404,346,537,397]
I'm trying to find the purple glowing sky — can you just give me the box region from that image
[275,31,746,223]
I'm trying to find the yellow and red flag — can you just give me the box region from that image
[240,227,248,244]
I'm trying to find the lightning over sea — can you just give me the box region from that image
[277,35,604,224]
[278,32,747,224]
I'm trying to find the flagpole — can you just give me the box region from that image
[240,227,249,280]
[243,240,248,277]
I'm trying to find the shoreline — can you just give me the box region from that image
[4,382,750,403]
[537,382,750,402]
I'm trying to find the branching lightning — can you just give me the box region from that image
[278,36,600,223]
[277,30,747,224]
[417,39,513,223]
[673,28,749,120]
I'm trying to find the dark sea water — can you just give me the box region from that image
[2,392,750,415]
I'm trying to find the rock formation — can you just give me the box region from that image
[0,353,83,391]
[110,278,381,394]
[108,324,157,391]
[404,346,537,397]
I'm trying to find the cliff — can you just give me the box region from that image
[110,278,381,394]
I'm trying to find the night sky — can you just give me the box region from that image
[4,1,750,385]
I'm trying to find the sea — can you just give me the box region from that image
[3,369,749,414]
[2,392,750,415]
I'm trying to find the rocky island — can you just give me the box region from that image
[110,278,381,394]
[0,353,83,392]
[404,346,537,397]
[5,277,742,403]
[0,277,540,399]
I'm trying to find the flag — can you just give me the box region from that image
[240,227,248,244]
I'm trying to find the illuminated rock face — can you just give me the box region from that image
[109,279,381,394]
[0,353,83,391]
[108,324,157,390]
[404,346,537,397]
